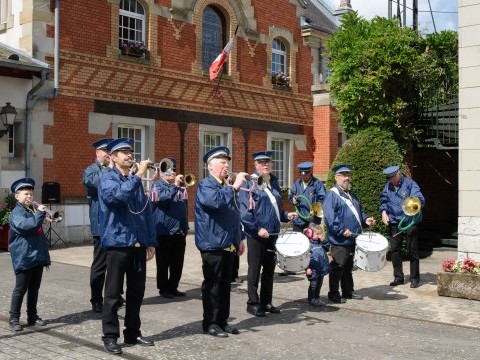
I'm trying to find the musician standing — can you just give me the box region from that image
[289,161,326,231]
[98,138,156,355]
[151,157,189,298]
[8,178,50,332]
[379,165,425,288]
[239,151,297,317]
[195,146,246,338]
[323,164,375,304]
[82,137,113,313]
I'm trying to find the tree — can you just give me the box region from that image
[327,12,458,147]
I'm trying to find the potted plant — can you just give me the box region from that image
[437,257,480,301]
[120,40,147,58]
[0,194,16,251]
[271,70,291,90]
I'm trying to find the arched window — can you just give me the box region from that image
[272,38,287,76]
[118,0,146,50]
[202,6,226,71]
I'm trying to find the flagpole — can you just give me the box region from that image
[212,25,239,97]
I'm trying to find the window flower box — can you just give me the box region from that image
[119,40,147,58]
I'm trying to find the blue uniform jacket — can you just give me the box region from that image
[308,239,330,279]
[82,161,110,236]
[288,177,326,227]
[239,173,289,241]
[151,179,189,236]
[323,185,368,247]
[98,167,156,248]
[379,176,425,224]
[8,203,51,274]
[194,174,242,252]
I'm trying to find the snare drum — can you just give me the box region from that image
[354,232,389,272]
[275,231,311,273]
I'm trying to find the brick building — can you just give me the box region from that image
[0,0,342,243]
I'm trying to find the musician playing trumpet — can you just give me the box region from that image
[379,165,425,289]
[7,177,50,332]
[151,157,189,298]
[98,138,156,354]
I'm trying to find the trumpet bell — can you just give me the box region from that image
[184,174,196,187]
[402,196,421,216]
[310,202,323,218]
[158,158,174,174]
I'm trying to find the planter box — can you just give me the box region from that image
[437,272,480,301]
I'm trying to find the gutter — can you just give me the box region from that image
[24,0,60,176]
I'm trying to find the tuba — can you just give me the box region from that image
[397,196,422,231]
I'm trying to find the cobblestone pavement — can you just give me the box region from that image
[1,236,479,360]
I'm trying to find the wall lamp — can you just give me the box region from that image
[0,102,17,138]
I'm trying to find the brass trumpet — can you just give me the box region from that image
[131,158,175,176]
[179,174,196,187]
[226,171,264,187]
[32,202,63,223]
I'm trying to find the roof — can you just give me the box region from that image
[302,0,338,34]
[0,41,49,73]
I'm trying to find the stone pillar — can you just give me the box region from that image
[458,1,480,261]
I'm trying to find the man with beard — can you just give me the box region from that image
[98,138,156,354]
[323,164,375,304]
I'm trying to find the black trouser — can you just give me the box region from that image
[155,233,186,292]
[9,265,44,321]
[328,245,355,298]
[232,254,240,281]
[389,224,419,282]
[102,247,146,340]
[201,250,234,331]
[308,275,324,301]
[90,236,107,305]
[247,236,277,306]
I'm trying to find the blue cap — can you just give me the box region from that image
[203,146,231,163]
[383,165,400,177]
[298,161,313,173]
[106,138,134,153]
[253,151,272,161]
[11,177,35,193]
[91,137,113,150]
[332,164,352,174]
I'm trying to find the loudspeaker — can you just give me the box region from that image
[42,182,61,204]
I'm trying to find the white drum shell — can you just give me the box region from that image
[354,232,389,272]
[275,232,311,273]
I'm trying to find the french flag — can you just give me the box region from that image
[209,37,234,81]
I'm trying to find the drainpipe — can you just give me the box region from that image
[25,0,60,176]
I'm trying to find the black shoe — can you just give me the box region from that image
[410,281,420,288]
[246,304,266,317]
[172,289,186,297]
[205,324,228,338]
[223,324,239,335]
[389,279,405,286]
[103,338,122,355]
[160,290,175,299]
[342,292,363,300]
[263,304,281,314]
[27,317,47,326]
[124,336,154,346]
[9,319,23,332]
[328,295,346,304]
[92,302,103,313]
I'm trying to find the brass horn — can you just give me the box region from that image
[402,196,422,216]
[182,174,196,187]
[310,202,323,218]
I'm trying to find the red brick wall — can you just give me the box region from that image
[313,104,338,178]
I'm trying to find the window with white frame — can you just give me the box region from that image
[269,138,292,188]
[118,0,146,50]
[117,125,145,162]
[272,38,287,77]
[199,125,231,178]
[0,0,13,30]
